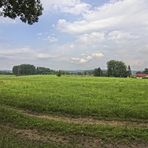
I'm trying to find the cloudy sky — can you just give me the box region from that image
[0,0,148,70]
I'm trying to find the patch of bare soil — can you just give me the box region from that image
[0,125,102,147]
[1,125,148,148]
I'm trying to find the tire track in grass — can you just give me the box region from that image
[21,110,148,128]
[1,105,148,128]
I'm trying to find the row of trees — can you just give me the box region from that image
[12,64,55,75]
[12,64,94,76]
[0,70,12,75]
[93,60,132,77]
[12,61,145,78]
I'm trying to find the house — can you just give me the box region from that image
[135,73,148,78]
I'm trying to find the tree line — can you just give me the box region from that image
[93,60,132,77]
[0,70,12,75]
[12,64,55,76]
[12,60,147,78]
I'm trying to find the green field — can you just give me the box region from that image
[0,75,148,147]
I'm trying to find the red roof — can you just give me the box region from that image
[136,73,148,77]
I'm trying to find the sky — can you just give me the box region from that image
[0,0,148,70]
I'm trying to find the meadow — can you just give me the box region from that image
[0,75,148,147]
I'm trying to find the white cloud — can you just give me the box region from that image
[0,46,59,69]
[0,48,33,57]
[92,53,104,58]
[56,0,148,34]
[71,52,104,64]
[36,53,58,59]
[42,0,91,15]
[78,32,105,45]
[47,36,58,43]
[71,30,138,48]
[57,17,122,34]
[0,47,58,60]
[59,2,91,15]
[0,17,16,24]
[107,31,139,41]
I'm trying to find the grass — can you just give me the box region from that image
[0,75,148,147]
[0,106,148,140]
[0,127,62,148]
[0,75,148,120]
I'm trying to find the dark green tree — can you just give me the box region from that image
[0,0,43,24]
[56,70,62,77]
[143,68,148,74]
[107,60,127,77]
[36,67,51,74]
[12,64,36,75]
[93,67,102,77]
[127,65,132,77]
[12,65,20,75]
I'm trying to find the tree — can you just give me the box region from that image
[0,0,43,25]
[143,68,148,74]
[12,65,20,75]
[36,67,51,74]
[107,60,127,77]
[12,64,36,75]
[56,70,62,77]
[127,65,132,77]
[93,67,102,77]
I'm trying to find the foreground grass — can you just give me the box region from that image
[0,75,148,147]
[1,106,148,140]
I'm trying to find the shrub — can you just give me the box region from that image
[56,71,62,77]
[142,77,148,79]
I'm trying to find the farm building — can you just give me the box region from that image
[135,73,148,78]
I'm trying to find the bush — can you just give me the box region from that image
[142,77,148,79]
[56,71,62,77]
[130,75,136,78]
